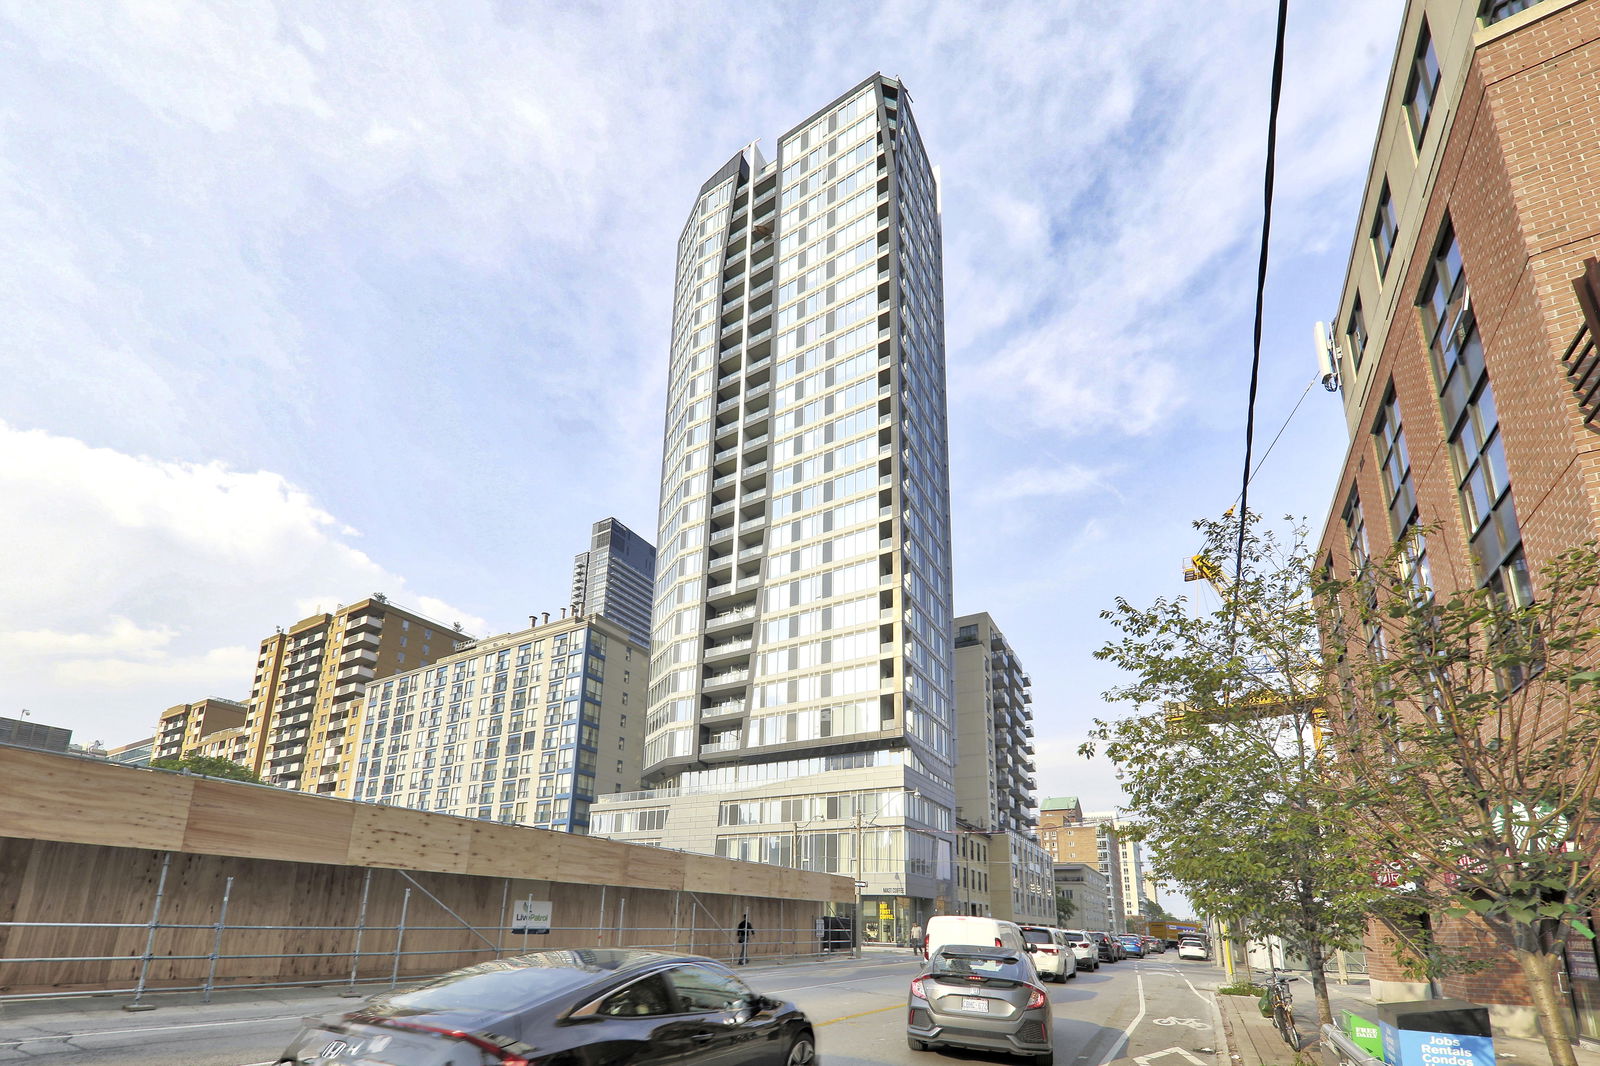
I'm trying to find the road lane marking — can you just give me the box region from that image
[1152,1017,1210,1029]
[818,1003,904,1025]
[1098,968,1146,1065]
[1134,1049,1207,1066]
[0,1014,302,1049]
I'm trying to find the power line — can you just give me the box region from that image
[1230,0,1292,636]
[1229,374,1318,513]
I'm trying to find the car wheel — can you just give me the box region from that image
[787,1032,816,1066]
[908,1037,929,1052]
[1066,967,1077,980]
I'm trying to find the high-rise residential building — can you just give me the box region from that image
[952,614,1037,833]
[1037,805,1127,933]
[0,714,71,754]
[1317,0,1600,1037]
[153,697,248,763]
[242,596,472,794]
[571,517,658,648]
[592,74,957,943]
[951,613,1049,925]
[353,613,646,832]
[1117,833,1147,922]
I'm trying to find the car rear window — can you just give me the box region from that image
[931,948,1029,982]
[1021,929,1053,944]
[1060,931,1085,940]
[386,964,595,1013]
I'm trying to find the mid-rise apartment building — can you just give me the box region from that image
[352,613,646,832]
[592,74,958,943]
[954,822,993,916]
[1116,833,1148,922]
[1317,0,1600,1038]
[243,596,471,793]
[571,517,657,649]
[1053,861,1112,933]
[153,697,247,763]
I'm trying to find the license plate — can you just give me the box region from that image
[961,997,989,1013]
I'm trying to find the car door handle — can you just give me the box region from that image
[691,1032,717,1043]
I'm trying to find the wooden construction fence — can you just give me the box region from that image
[0,746,855,1001]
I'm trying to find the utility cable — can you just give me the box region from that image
[1229,374,1318,513]
[1230,0,1292,641]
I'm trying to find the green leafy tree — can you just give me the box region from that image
[1320,536,1600,1066]
[1083,514,1388,1027]
[1056,890,1077,927]
[150,754,262,782]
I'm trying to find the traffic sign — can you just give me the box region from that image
[853,880,869,888]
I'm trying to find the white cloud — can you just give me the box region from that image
[980,464,1115,504]
[0,420,487,740]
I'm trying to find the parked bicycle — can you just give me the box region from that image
[1265,971,1302,1050]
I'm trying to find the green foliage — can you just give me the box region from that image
[1082,515,1382,978]
[1217,981,1267,997]
[1055,890,1077,926]
[1320,535,1600,965]
[150,755,261,782]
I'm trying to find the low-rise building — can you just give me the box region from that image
[1053,861,1111,933]
[954,821,993,916]
[0,714,71,754]
[105,737,155,765]
[352,612,646,833]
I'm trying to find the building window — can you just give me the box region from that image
[1347,296,1369,370]
[1480,0,1535,24]
[1371,180,1398,276]
[1403,20,1441,147]
[1373,388,1432,601]
[1418,218,1527,597]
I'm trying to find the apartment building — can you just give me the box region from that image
[1053,862,1112,934]
[153,697,247,763]
[571,517,658,649]
[242,596,472,793]
[1037,802,1126,933]
[954,821,993,916]
[1316,0,1600,1037]
[592,74,958,943]
[352,613,646,833]
[1117,834,1148,923]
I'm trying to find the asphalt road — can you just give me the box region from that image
[0,951,1230,1066]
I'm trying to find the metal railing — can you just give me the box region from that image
[0,864,848,1009]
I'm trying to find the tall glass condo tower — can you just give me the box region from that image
[591,75,956,941]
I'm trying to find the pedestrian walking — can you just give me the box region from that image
[910,922,923,957]
[736,913,754,965]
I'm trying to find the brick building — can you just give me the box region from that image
[1317,0,1600,1039]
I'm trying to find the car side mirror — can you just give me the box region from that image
[1024,943,1037,952]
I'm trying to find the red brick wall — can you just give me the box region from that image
[1319,0,1600,1013]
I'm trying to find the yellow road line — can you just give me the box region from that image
[819,1003,905,1026]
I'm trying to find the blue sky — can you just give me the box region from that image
[1,1,1396,825]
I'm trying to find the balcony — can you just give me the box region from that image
[703,668,750,690]
[704,637,752,660]
[710,526,735,543]
[702,735,741,754]
[706,605,757,629]
[703,699,747,717]
[739,517,765,533]
[346,614,382,634]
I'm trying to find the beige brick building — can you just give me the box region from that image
[242,596,472,794]
[1317,0,1600,1037]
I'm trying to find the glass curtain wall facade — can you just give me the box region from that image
[594,75,957,936]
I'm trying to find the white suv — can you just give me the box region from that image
[1056,929,1101,972]
[1018,925,1077,982]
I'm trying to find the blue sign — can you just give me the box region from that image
[1382,1026,1496,1066]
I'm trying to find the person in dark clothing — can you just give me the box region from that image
[736,914,754,965]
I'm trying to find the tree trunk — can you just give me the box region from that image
[1304,940,1334,1027]
[1512,946,1577,1066]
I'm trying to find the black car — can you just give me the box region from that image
[277,949,816,1066]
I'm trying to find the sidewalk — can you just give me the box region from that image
[1217,979,1600,1066]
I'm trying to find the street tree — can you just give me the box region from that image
[1056,891,1077,927]
[1320,535,1600,1066]
[1082,514,1388,1027]
[150,754,262,782]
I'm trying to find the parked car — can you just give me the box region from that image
[908,944,1054,1064]
[925,915,1027,959]
[1117,934,1146,958]
[1143,936,1165,954]
[1018,925,1076,982]
[277,948,815,1066]
[1177,936,1212,961]
[1086,930,1121,962]
[1056,929,1101,972]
